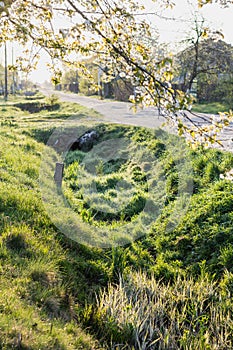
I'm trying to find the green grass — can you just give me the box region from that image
[0,95,105,349]
[0,94,233,349]
[192,102,231,114]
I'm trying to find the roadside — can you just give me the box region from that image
[40,88,233,152]
[40,87,166,129]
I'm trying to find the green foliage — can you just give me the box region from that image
[63,125,152,225]
[79,77,98,96]
[197,75,233,106]
[27,127,56,144]
[45,93,60,106]
[218,78,233,106]
[65,150,86,167]
[175,37,233,105]
[150,179,233,278]
[62,124,233,280]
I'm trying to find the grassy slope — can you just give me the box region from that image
[0,95,105,349]
[0,94,233,349]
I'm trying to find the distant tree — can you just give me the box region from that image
[112,76,134,101]
[61,58,100,95]
[0,61,19,95]
[175,34,233,103]
[197,40,233,104]
[207,75,233,106]
[61,69,79,93]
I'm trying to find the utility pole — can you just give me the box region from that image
[4,42,8,102]
[12,44,15,95]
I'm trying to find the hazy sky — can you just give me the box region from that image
[1,0,232,83]
[146,0,233,44]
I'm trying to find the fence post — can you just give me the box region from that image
[54,162,64,187]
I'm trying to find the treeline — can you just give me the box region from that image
[55,63,134,102]
[174,38,233,106]
[57,38,233,106]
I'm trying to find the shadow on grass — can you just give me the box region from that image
[4,232,32,258]
[15,102,60,114]
[23,127,56,144]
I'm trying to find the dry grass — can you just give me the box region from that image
[95,271,233,349]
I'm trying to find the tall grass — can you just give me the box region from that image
[95,271,233,349]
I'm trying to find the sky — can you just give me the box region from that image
[1,0,232,83]
[146,0,233,45]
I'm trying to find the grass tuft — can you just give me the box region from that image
[94,271,233,349]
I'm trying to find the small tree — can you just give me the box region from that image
[61,69,79,93]
[175,24,233,104]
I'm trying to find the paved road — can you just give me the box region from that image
[41,88,166,128]
[41,88,233,152]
